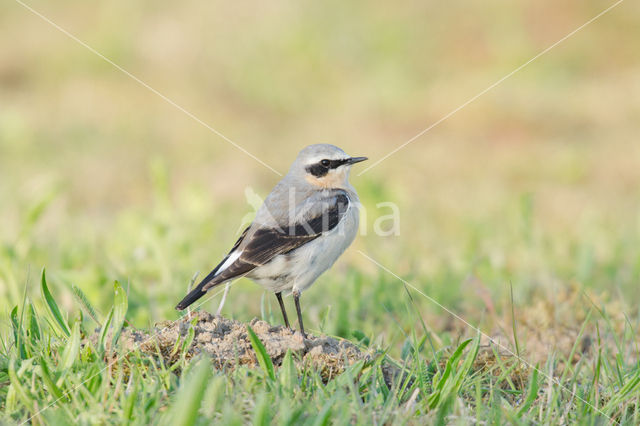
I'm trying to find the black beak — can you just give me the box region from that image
[347,156,368,165]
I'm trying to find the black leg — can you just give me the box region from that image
[293,290,306,338]
[275,292,290,328]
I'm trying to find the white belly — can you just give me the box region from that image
[248,201,359,294]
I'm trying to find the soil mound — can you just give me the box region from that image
[118,311,396,383]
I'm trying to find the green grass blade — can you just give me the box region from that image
[311,395,335,426]
[517,365,539,416]
[252,393,271,426]
[8,357,34,412]
[161,358,213,426]
[111,281,128,346]
[247,325,275,381]
[279,349,297,392]
[39,358,64,401]
[40,268,71,337]
[180,317,198,357]
[122,374,139,421]
[26,301,41,344]
[602,368,640,413]
[60,321,80,370]
[451,336,480,391]
[10,306,27,360]
[428,338,473,409]
[99,307,114,352]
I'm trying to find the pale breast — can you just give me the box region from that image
[247,193,359,293]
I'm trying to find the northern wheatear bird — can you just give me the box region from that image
[176,144,367,337]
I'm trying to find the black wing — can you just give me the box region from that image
[175,226,250,310]
[175,191,350,310]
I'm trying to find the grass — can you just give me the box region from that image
[1,183,639,424]
[2,0,640,423]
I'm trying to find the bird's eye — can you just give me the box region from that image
[320,159,331,167]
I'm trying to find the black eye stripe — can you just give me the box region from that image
[306,164,328,177]
[305,158,350,177]
[328,159,349,169]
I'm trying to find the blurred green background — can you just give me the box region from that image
[1,0,639,353]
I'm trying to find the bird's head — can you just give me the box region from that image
[290,144,367,189]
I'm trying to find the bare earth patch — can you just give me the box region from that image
[117,311,396,383]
